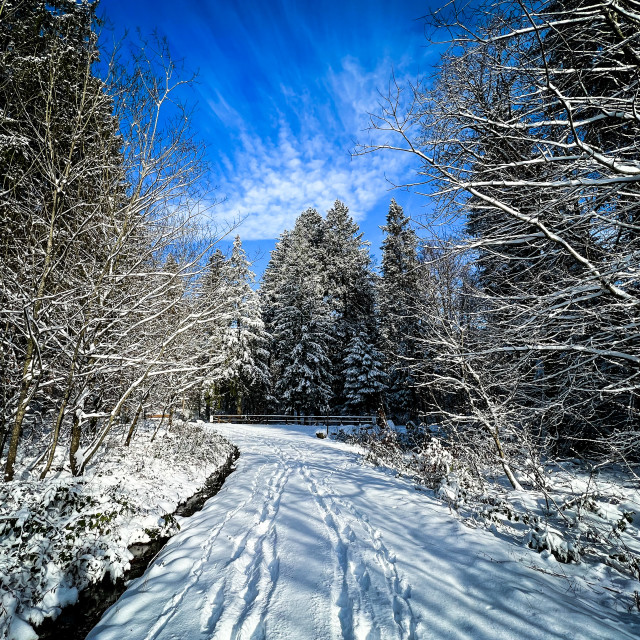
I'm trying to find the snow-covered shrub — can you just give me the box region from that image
[527,518,581,564]
[0,479,131,635]
[436,472,468,507]
[606,553,640,581]
[359,426,405,470]
[413,438,454,486]
[357,426,474,498]
[560,492,605,519]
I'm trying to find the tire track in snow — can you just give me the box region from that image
[141,462,269,640]
[206,458,289,640]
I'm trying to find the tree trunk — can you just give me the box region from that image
[151,409,167,443]
[40,397,68,480]
[40,345,81,479]
[488,425,523,491]
[125,392,148,446]
[3,338,35,481]
[0,414,8,461]
[236,390,243,417]
[376,404,389,430]
[69,412,82,476]
[4,184,62,482]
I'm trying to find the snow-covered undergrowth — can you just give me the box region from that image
[344,424,640,614]
[0,420,235,640]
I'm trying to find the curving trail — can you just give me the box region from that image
[87,423,638,640]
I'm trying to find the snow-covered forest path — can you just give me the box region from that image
[87,424,638,640]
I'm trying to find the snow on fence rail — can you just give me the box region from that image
[209,414,377,427]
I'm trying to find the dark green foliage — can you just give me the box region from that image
[378,199,423,420]
[262,202,386,416]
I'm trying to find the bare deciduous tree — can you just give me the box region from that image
[359,0,640,483]
[1,4,229,480]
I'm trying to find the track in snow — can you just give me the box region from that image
[87,423,640,640]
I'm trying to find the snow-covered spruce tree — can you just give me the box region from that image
[342,331,387,414]
[209,236,270,415]
[266,210,333,414]
[274,276,333,415]
[324,200,377,411]
[196,249,229,419]
[378,200,423,421]
[260,231,291,411]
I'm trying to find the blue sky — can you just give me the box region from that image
[100,0,442,273]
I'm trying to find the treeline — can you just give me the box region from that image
[200,200,424,421]
[0,1,224,481]
[4,0,638,488]
[361,0,640,481]
[0,0,424,485]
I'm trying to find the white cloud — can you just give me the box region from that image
[213,59,415,240]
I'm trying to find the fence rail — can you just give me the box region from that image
[209,414,377,427]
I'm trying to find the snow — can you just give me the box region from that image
[0,421,235,639]
[87,422,639,640]
[6,616,37,640]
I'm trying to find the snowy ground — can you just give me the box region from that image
[0,421,235,640]
[87,422,639,640]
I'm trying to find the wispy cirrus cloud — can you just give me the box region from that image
[214,58,416,240]
[99,0,441,269]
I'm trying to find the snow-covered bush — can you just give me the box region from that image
[356,426,474,496]
[436,472,469,507]
[358,426,406,470]
[0,479,131,631]
[356,424,640,604]
[413,438,453,484]
[527,518,581,564]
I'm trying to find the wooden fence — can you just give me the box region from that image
[209,414,377,427]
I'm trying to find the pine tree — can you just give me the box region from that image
[197,249,229,418]
[266,211,333,414]
[324,200,377,410]
[261,231,291,408]
[263,203,381,415]
[212,237,270,415]
[379,199,423,421]
[273,274,333,415]
[342,332,387,414]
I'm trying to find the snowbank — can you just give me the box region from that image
[348,424,640,615]
[87,422,639,640]
[0,421,235,640]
